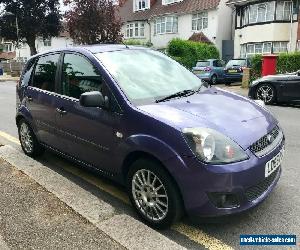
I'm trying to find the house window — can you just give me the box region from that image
[192,12,208,31]
[273,41,288,53]
[134,0,149,11]
[126,22,145,38]
[43,39,51,47]
[162,0,182,5]
[154,16,178,34]
[276,1,292,20]
[2,43,13,52]
[263,42,272,53]
[242,42,273,57]
[242,1,275,25]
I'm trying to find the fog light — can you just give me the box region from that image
[208,193,240,208]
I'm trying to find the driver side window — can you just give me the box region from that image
[62,53,104,99]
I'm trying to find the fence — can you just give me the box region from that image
[0,61,25,77]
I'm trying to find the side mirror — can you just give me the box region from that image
[79,91,109,108]
[297,70,300,76]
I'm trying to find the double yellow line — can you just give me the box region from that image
[0,130,233,250]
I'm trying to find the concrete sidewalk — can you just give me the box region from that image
[0,157,125,250]
[0,145,185,250]
[0,75,19,82]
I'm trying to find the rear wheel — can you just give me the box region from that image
[210,75,217,85]
[18,119,44,157]
[255,83,276,104]
[127,158,183,229]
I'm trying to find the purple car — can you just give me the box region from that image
[16,45,285,229]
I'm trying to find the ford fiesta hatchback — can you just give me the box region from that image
[16,45,285,229]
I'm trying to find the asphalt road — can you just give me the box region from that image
[0,81,300,249]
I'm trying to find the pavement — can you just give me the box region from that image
[0,75,19,82]
[0,157,125,250]
[0,80,300,249]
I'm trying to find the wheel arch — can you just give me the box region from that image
[121,150,185,211]
[255,82,277,101]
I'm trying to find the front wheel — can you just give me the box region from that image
[255,83,276,104]
[18,119,45,157]
[127,158,183,229]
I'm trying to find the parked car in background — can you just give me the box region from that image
[248,70,300,104]
[17,45,284,229]
[192,59,225,84]
[224,58,251,85]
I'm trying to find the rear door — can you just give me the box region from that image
[53,52,122,173]
[25,53,61,146]
[213,60,225,79]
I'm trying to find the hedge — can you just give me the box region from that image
[167,38,220,69]
[250,52,300,81]
[123,39,152,47]
[277,52,300,74]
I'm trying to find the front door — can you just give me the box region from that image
[280,74,300,101]
[53,52,122,173]
[25,53,61,146]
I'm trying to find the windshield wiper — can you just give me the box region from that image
[155,89,195,103]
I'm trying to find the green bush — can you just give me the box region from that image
[250,52,300,81]
[250,54,262,82]
[123,39,152,47]
[277,52,300,74]
[167,38,220,69]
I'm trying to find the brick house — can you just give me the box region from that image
[118,0,234,60]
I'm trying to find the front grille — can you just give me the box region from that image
[250,126,281,157]
[245,168,279,201]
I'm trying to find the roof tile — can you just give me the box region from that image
[118,0,221,22]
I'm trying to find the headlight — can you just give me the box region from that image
[183,127,248,164]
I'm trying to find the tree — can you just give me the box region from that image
[0,0,61,55]
[64,0,122,45]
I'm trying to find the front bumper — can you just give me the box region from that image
[164,137,284,217]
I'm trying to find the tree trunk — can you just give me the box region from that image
[27,37,37,56]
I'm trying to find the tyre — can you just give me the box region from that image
[127,158,183,229]
[225,82,231,86]
[17,119,45,157]
[210,75,217,85]
[255,83,276,104]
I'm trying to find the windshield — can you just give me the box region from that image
[96,49,204,105]
[196,61,210,67]
[226,59,247,67]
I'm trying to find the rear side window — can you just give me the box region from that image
[32,53,60,92]
[61,53,104,99]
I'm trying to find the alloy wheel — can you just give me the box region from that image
[132,169,168,222]
[19,122,33,153]
[257,85,274,103]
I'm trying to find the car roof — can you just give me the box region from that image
[31,44,148,59]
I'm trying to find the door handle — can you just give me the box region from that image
[56,107,67,115]
[27,96,33,102]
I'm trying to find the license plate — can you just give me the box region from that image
[228,69,237,73]
[265,147,284,177]
[193,70,204,74]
